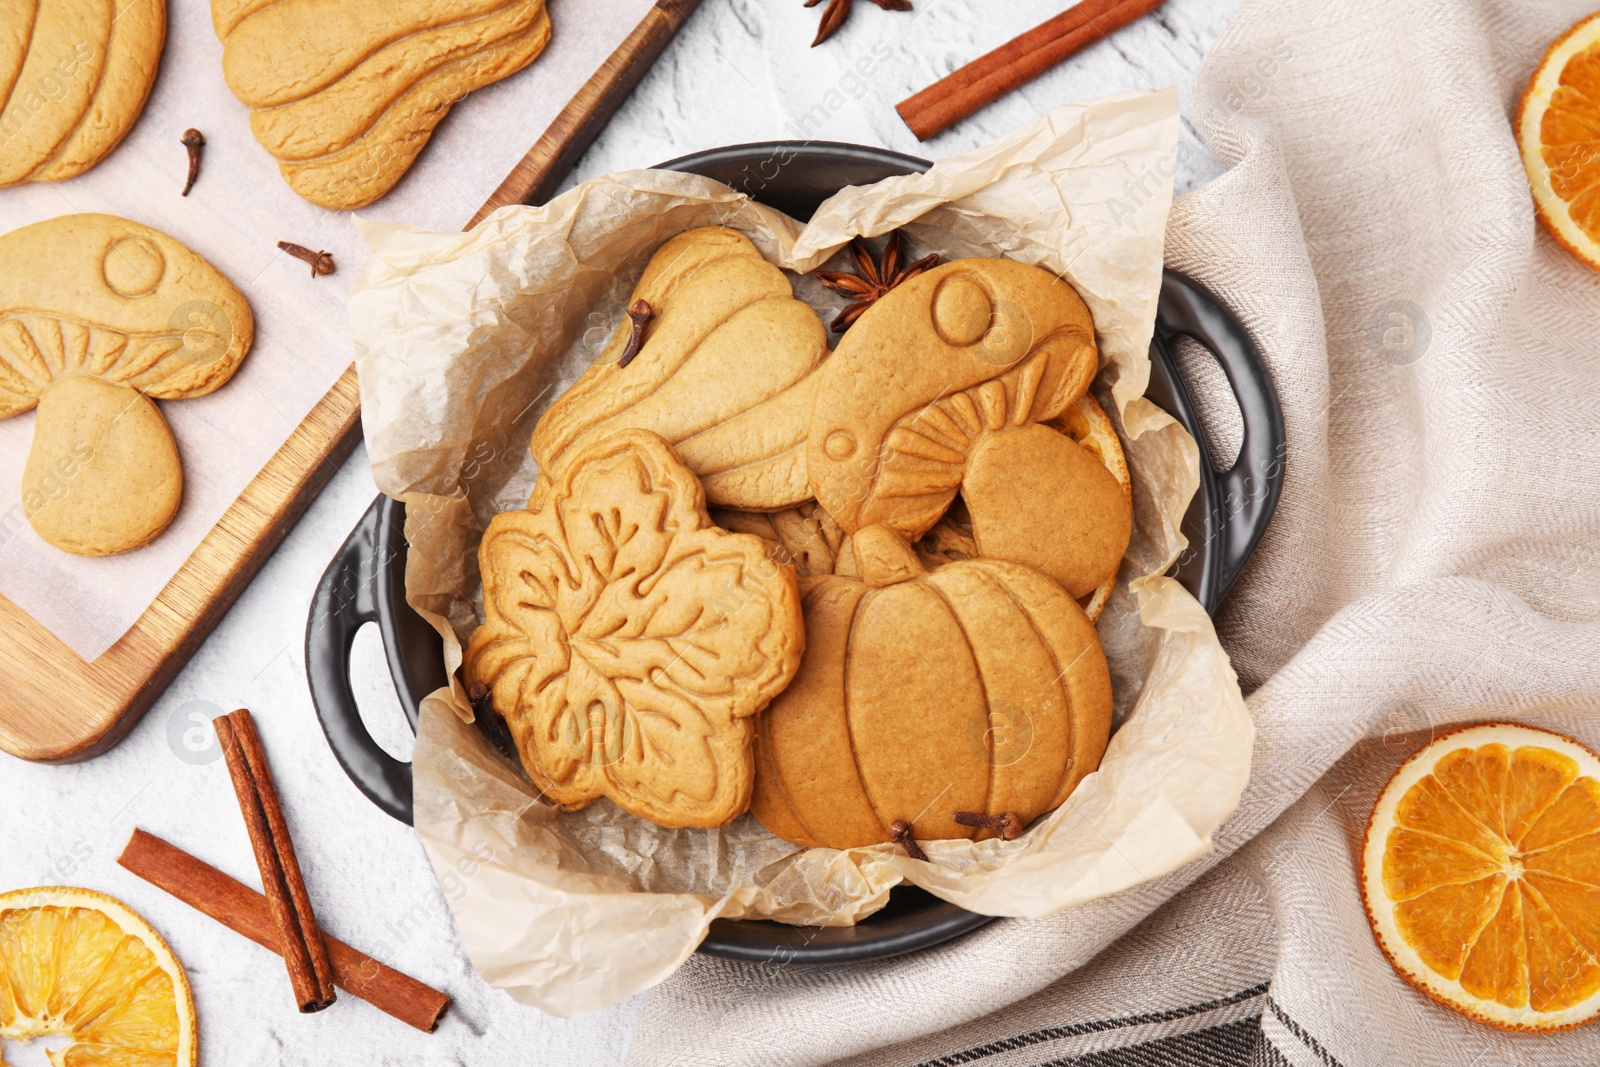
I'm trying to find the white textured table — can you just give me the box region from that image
[0,1,1238,1062]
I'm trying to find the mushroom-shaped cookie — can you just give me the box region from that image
[465,430,805,829]
[0,0,166,186]
[532,227,831,511]
[964,423,1131,600]
[751,525,1112,849]
[212,0,551,209]
[916,395,1132,620]
[0,214,253,555]
[808,258,1099,539]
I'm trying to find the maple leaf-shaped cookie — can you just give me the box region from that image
[465,430,805,828]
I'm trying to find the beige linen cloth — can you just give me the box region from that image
[622,0,1600,1064]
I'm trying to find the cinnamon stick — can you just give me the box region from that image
[119,830,449,1033]
[214,709,337,1012]
[895,0,1168,141]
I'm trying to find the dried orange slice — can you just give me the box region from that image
[0,886,197,1065]
[1362,723,1600,1031]
[1517,12,1600,271]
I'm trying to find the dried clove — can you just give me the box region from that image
[180,129,205,196]
[277,241,336,278]
[617,299,654,368]
[889,819,927,861]
[953,810,1024,840]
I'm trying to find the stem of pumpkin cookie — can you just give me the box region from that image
[618,299,654,368]
[889,819,927,860]
[953,811,1023,839]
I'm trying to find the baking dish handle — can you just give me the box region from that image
[1153,270,1286,605]
[305,495,415,824]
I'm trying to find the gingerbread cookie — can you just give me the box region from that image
[465,429,805,829]
[1048,393,1131,619]
[212,0,551,210]
[532,227,830,511]
[0,0,166,186]
[710,501,844,579]
[0,214,254,555]
[751,525,1112,849]
[964,423,1130,600]
[808,258,1099,539]
[915,396,1139,620]
[23,376,181,556]
[912,495,975,571]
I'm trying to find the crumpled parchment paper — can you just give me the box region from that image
[348,87,1253,1018]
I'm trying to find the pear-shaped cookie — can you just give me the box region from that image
[465,430,805,829]
[532,227,830,511]
[0,0,166,186]
[0,214,253,555]
[212,0,551,209]
[808,258,1099,539]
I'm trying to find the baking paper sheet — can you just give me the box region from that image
[349,87,1254,1017]
[0,0,654,660]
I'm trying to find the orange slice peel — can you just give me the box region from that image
[1518,11,1600,271]
[1362,722,1600,1031]
[0,886,197,1065]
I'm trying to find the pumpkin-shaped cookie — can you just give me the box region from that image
[0,214,253,555]
[211,0,551,209]
[0,0,166,186]
[808,258,1099,539]
[532,227,830,511]
[751,525,1112,849]
[465,429,805,829]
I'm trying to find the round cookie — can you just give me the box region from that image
[0,214,254,556]
[912,395,1133,622]
[751,525,1112,849]
[0,0,166,186]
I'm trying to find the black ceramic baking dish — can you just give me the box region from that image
[306,142,1285,966]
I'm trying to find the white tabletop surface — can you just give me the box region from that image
[0,1,1240,1062]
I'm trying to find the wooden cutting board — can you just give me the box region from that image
[0,0,698,762]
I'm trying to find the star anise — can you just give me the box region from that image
[814,230,939,331]
[804,0,913,48]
